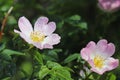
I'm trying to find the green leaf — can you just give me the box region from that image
[69,15,81,21]
[89,74,94,80]
[46,61,61,68]
[1,77,11,80]
[8,16,17,25]
[57,20,64,28]
[52,67,72,80]
[64,67,74,72]
[20,62,33,77]
[12,71,25,80]
[39,66,50,79]
[47,61,72,80]
[34,51,43,65]
[65,15,87,32]
[43,54,56,61]
[63,53,80,64]
[43,49,62,61]
[109,74,116,80]
[1,5,10,11]
[0,49,25,60]
[1,49,24,55]
[0,43,6,51]
[77,22,87,30]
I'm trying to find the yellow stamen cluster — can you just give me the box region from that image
[30,31,45,42]
[93,55,104,68]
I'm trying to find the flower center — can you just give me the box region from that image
[93,55,104,68]
[30,31,45,42]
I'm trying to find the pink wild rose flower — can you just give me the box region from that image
[14,16,61,49]
[80,39,119,75]
[98,0,120,12]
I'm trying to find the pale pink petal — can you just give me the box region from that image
[98,0,120,12]
[96,39,115,58]
[34,17,56,35]
[14,29,32,44]
[43,44,53,49]
[103,43,115,57]
[81,41,96,61]
[81,48,91,61]
[97,39,108,52]
[18,16,33,36]
[87,59,94,68]
[111,1,120,9]
[105,57,119,70]
[88,59,108,75]
[80,70,85,78]
[83,66,91,74]
[34,16,49,31]
[89,57,119,75]
[96,39,109,58]
[42,22,56,35]
[44,34,60,45]
[14,29,21,34]
[98,3,108,11]
[32,42,43,49]
[86,41,96,50]
[32,42,53,49]
[91,67,108,75]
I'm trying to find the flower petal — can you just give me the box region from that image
[105,57,119,71]
[86,41,96,52]
[98,0,120,12]
[83,66,91,74]
[111,1,120,9]
[81,41,96,61]
[80,70,85,78]
[14,29,32,44]
[34,17,56,35]
[32,42,43,49]
[43,44,53,49]
[97,39,108,52]
[88,59,108,75]
[104,43,115,57]
[88,59,95,68]
[44,34,61,45]
[91,67,108,75]
[43,22,56,35]
[18,16,33,36]
[89,57,119,75]
[81,48,91,61]
[96,39,115,58]
[32,42,53,49]
[34,16,49,31]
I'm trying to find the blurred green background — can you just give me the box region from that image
[0,0,120,80]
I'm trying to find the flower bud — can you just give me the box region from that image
[98,0,120,12]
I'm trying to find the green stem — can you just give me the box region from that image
[96,75,101,80]
[29,56,34,80]
[84,72,93,80]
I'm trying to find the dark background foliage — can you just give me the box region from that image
[0,0,120,80]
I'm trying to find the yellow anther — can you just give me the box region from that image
[93,55,104,68]
[30,31,45,42]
